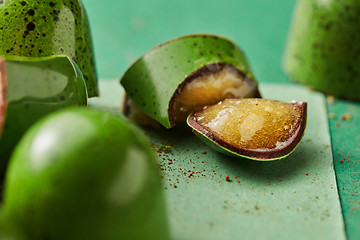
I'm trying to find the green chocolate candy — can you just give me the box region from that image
[0,0,98,97]
[121,34,260,128]
[3,108,169,240]
[0,220,26,240]
[283,0,360,100]
[0,56,87,171]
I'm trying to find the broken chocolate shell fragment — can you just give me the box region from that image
[187,98,307,161]
[120,34,261,128]
[0,56,87,171]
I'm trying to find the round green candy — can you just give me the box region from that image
[3,108,169,240]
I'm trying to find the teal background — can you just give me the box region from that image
[82,0,359,239]
[83,0,295,83]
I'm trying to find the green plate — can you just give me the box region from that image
[89,79,346,240]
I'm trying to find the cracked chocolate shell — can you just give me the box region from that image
[187,98,307,161]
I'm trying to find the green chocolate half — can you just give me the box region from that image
[0,0,98,97]
[0,56,87,171]
[283,0,360,100]
[120,34,260,128]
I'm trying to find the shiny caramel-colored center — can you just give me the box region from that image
[124,97,161,128]
[194,99,301,150]
[173,66,257,121]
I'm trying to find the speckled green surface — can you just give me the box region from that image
[283,0,360,100]
[121,34,259,128]
[89,79,346,240]
[0,0,98,97]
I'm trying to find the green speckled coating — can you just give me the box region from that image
[3,108,169,240]
[283,0,360,100]
[0,56,87,171]
[0,0,98,97]
[120,34,259,128]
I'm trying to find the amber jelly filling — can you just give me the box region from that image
[172,64,259,121]
[193,98,302,150]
